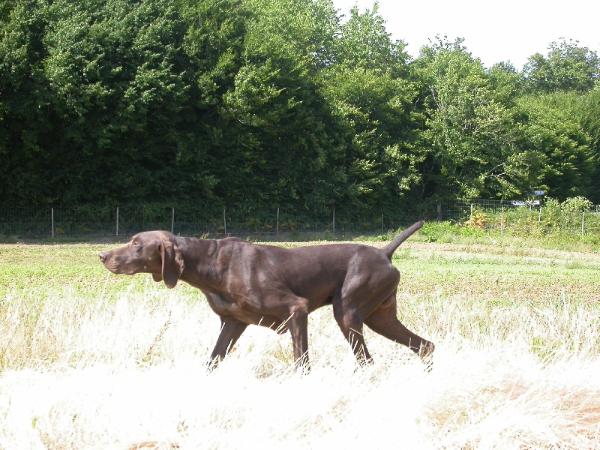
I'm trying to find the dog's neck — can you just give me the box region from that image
[175,236,225,291]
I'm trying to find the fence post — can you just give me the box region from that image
[116,207,119,236]
[437,202,442,221]
[332,206,336,234]
[51,208,55,238]
[538,206,542,224]
[171,207,175,234]
[223,207,227,235]
[582,211,585,237]
[500,206,504,236]
[381,211,384,235]
[276,207,280,238]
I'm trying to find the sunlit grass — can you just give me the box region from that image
[0,239,599,448]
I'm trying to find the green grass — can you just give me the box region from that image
[2,237,598,305]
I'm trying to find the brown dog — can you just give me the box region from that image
[99,221,434,369]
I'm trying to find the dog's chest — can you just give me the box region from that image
[204,291,266,323]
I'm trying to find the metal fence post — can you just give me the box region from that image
[171,207,175,234]
[332,206,336,234]
[10,199,600,239]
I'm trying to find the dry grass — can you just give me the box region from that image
[0,240,599,449]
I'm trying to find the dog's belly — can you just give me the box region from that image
[204,290,287,333]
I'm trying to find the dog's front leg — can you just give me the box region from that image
[288,306,310,372]
[208,317,247,369]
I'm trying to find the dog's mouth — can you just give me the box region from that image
[108,266,137,275]
[103,259,138,275]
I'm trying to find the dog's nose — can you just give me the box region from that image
[98,252,109,263]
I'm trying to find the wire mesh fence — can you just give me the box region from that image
[0,204,415,239]
[441,198,600,237]
[0,199,599,240]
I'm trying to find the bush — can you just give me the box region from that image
[420,221,484,243]
[561,196,593,214]
[464,208,488,229]
[448,196,599,244]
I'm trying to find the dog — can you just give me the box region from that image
[99,221,434,369]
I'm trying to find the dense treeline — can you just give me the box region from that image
[1,0,599,216]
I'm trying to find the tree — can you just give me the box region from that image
[221,0,345,208]
[415,37,522,200]
[39,0,196,203]
[320,5,422,212]
[334,4,408,74]
[0,0,51,205]
[2,1,599,216]
[538,86,600,202]
[487,61,524,106]
[523,39,600,93]
[177,0,250,202]
[517,93,595,199]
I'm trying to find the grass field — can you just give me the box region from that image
[1,235,599,449]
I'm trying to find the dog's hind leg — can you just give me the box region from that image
[333,301,373,365]
[365,295,434,361]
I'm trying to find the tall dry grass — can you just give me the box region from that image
[1,271,599,449]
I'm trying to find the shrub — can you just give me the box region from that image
[464,208,488,229]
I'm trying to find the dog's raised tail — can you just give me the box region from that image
[382,220,424,259]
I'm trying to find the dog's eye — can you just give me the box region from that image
[132,240,140,247]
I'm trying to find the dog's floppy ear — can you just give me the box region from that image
[159,238,184,288]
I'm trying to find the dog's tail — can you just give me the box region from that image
[382,220,424,259]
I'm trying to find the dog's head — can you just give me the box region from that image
[99,231,184,288]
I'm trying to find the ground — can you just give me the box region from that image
[0,238,599,449]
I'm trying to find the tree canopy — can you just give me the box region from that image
[1,0,599,216]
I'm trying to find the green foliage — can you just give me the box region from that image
[416,38,521,200]
[0,2,599,216]
[517,94,595,199]
[454,196,600,245]
[524,39,600,93]
[322,51,420,207]
[420,221,485,243]
[561,196,593,213]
